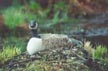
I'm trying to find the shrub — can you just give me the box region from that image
[0,46,21,64]
[92,45,108,60]
[92,45,108,71]
[0,37,26,64]
[3,7,24,29]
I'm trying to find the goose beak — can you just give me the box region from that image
[29,20,38,29]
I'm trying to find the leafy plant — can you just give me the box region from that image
[0,36,27,64]
[3,37,26,52]
[91,45,108,71]
[52,11,68,24]
[3,6,24,29]
[29,0,41,11]
[92,45,108,60]
[52,11,60,24]
[24,13,37,22]
[54,1,68,11]
[0,46,21,64]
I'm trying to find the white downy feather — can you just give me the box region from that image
[27,37,44,55]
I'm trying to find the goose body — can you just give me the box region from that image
[27,20,82,55]
[40,34,74,49]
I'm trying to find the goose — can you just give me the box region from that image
[27,20,83,55]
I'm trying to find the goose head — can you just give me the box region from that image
[29,20,40,38]
[29,20,38,30]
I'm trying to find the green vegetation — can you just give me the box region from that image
[2,6,25,29]
[84,42,108,71]
[0,46,21,64]
[54,1,69,11]
[1,0,79,30]
[0,37,26,64]
[3,37,26,52]
[29,0,41,11]
[92,45,108,60]
[91,45,108,71]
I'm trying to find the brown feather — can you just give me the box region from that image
[39,34,76,49]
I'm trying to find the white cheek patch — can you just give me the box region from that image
[29,23,38,30]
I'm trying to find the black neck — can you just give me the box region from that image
[31,29,40,38]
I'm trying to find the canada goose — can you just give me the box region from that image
[27,20,83,55]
